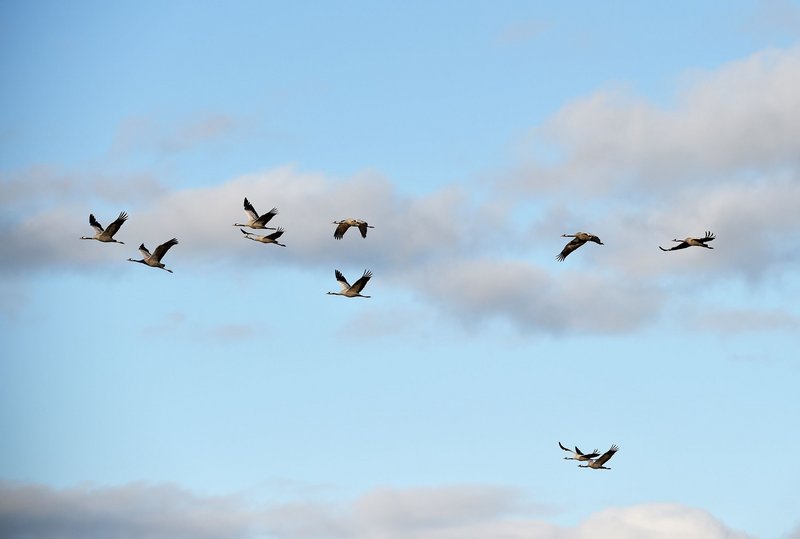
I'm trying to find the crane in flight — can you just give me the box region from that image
[333,218,374,240]
[659,231,715,251]
[327,269,373,298]
[80,212,128,244]
[578,444,619,470]
[127,238,179,273]
[234,197,279,230]
[556,232,604,261]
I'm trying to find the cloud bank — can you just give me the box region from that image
[2,46,799,335]
[0,482,756,539]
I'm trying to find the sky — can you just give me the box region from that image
[1,1,800,538]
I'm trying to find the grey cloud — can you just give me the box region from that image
[514,46,800,195]
[3,161,794,337]
[595,177,800,283]
[688,307,800,334]
[0,166,481,275]
[0,482,254,539]
[0,482,757,539]
[0,166,165,212]
[412,258,663,335]
[747,0,800,39]
[0,166,166,275]
[350,485,542,532]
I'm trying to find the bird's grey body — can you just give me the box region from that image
[659,231,715,251]
[327,269,372,298]
[578,444,619,469]
[333,218,374,240]
[127,238,179,273]
[80,212,128,244]
[557,232,603,261]
[234,197,279,230]
[558,441,600,461]
[241,227,286,247]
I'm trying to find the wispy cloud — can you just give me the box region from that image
[690,307,800,334]
[496,20,547,46]
[0,481,757,539]
[111,113,241,157]
[0,165,165,212]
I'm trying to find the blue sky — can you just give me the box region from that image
[2,1,800,538]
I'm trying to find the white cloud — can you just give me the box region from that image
[410,258,662,334]
[515,46,800,195]
[576,504,757,539]
[0,482,758,539]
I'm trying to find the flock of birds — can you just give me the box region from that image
[79,197,378,295]
[80,198,717,300]
[80,197,720,470]
[555,230,715,260]
[559,442,620,470]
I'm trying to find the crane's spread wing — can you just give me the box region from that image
[243,197,259,221]
[350,270,372,293]
[334,222,350,240]
[595,444,618,466]
[152,238,178,261]
[267,228,285,240]
[104,211,128,236]
[588,234,603,244]
[700,231,715,243]
[556,237,585,261]
[138,243,152,258]
[574,446,585,456]
[659,241,689,251]
[358,222,369,238]
[255,207,278,226]
[88,214,104,233]
[334,269,351,291]
[558,442,573,453]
